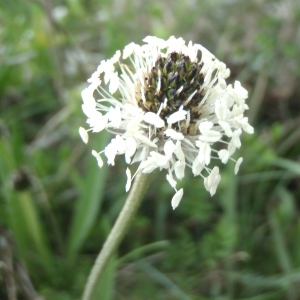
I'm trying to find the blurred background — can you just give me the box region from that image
[1,0,300,299]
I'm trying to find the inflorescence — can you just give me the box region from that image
[79,36,253,209]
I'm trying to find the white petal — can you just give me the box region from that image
[171,188,184,210]
[79,127,89,144]
[232,129,242,148]
[215,99,228,120]
[140,153,167,173]
[166,173,177,188]
[204,177,209,191]
[165,128,184,140]
[81,87,96,105]
[125,136,137,163]
[217,61,226,72]
[126,117,144,134]
[241,117,254,134]
[243,123,254,134]
[205,167,221,196]
[97,60,114,77]
[199,130,222,143]
[140,159,158,173]
[108,106,121,128]
[134,133,157,148]
[234,81,248,99]
[143,36,167,48]
[219,121,232,137]
[199,121,213,134]
[224,68,230,78]
[123,42,137,59]
[103,62,115,84]
[207,166,219,187]
[218,149,230,164]
[149,151,170,168]
[92,150,103,168]
[112,135,126,154]
[164,140,175,158]
[125,168,132,192]
[196,40,207,56]
[109,72,119,94]
[131,148,144,164]
[197,142,211,165]
[209,173,221,196]
[104,143,117,166]
[218,77,226,89]
[82,103,101,119]
[174,161,185,180]
[192,159,205,176]
[92,115,108,133]
[111,50,121,64]
[143,112,165,128]
[167,110,187,125]
[234,157,243,174]
[174,141,185,161]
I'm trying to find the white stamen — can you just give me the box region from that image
[143,112,164,128]
[125,168,132,192]
[167,110,187,125]
[92,150,103,168]
[171,188,183,210]
[234,157,243,174]
[79,127,89,144]
[165,128,184,140]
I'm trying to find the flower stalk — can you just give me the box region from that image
[83,172,151,300]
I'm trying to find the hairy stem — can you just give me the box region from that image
[83,172,151,300]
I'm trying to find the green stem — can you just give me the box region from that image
[83,172,151,300]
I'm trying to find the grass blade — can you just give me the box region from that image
[67,132,108,258]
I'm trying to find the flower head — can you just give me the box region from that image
[79,36,253,209]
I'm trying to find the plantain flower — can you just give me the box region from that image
[79,36,253,209]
